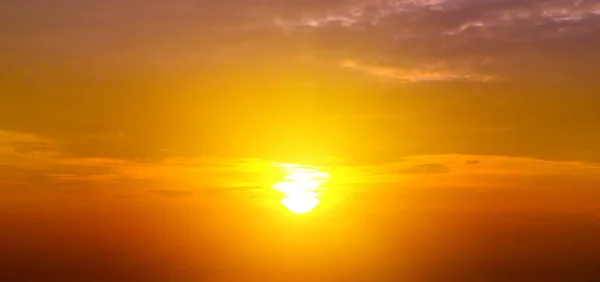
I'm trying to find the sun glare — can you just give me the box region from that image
[273,164,329,214]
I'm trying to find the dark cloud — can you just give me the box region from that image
[466,159,482,165]
[396,163,452,174]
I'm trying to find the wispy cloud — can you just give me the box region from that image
[271,0,453,31]
[340,59,497,82]
[378,154,600,191]
[271,0,600,39]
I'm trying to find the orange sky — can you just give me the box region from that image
[2,0,600,281]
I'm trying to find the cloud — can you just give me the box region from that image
[396,163,452,174]
[4,123,600,213]
[0,129,204,192]
[376,155,600,190]
[0,130,65,177]
[270,0,454,31]
[0,130,61,157]
[201,185,272,199]
[4,0,600,86]
[340,59,497,82]
[388,155,600,212]
[262,0,600,83]
[148,190,195,199]
[271,0,600,37]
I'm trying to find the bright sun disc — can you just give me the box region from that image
[273,164,329,214]
[281,197,320,214]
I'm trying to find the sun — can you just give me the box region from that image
[272,164,329,214]
[280,197,320,214]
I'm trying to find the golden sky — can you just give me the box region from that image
[2,0,600,281]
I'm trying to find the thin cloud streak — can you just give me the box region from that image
[340,59,498,82]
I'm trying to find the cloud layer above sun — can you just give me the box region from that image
[4,0,600,82]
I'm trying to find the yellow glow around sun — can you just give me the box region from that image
[273,164,329,214]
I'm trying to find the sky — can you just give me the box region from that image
[2,0,600,281]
